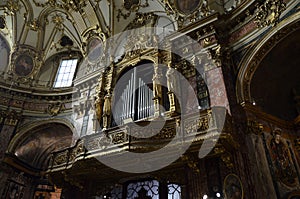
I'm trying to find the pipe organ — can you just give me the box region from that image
[113,67,154,125]
[137,78,155,120]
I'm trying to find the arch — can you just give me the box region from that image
[0,32,12,51]
[38,7,84,51]
[20,0,34,22]
[8,118,74,153]
[236,12,300,104]
[115,57,158,82]
[7,121,73,170]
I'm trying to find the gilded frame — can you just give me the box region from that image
[223,173,243,199]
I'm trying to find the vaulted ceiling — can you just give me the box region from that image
[0,0,173,64]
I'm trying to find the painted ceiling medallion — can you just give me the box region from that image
[14,54,34,77]
[175,0,202,15]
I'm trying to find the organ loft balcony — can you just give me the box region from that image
[46,107,238,187]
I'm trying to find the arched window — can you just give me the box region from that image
[168,183,182,199]
[126,180,159,199]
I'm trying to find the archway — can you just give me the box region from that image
[2,122,73,199]
[250,28,300,120]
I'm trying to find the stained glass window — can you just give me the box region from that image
[111,185,122,199]
[168,184,181,199]
[126,180,159,199]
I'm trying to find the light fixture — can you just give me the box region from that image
[216,192,221,197]
[203,194,208,199]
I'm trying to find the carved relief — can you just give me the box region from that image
[268,130,297,186]
[53,151,68,166]
[46,102,65,116]
[238,20,300,103]
[117,0,150,21]
[131,127,176,141]
[28,18,40,31]
[247,120,263,135]
[5,0,21,15]
[255,0,286,28]
[86,134,111,150]
[33,0,87,13]
[184,112,211,134]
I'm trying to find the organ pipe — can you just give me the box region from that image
[115,68,154,124]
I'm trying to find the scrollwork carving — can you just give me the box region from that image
[46,102,65,116]
[5,0,21,15]
[33,0,87,13]
[247,120,263,135]
[111,131,128,144]
[184,114,210,134]
[255,0,286,28]
[53,151,68,166]
[117,0,151,21]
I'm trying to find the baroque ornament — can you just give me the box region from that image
[255,0,286,28]
[5,0,20,15]
[117,0,150,21]
[33,0,87,13]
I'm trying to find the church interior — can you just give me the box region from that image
[0,0,300,198]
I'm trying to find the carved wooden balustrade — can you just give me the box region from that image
[48,107,232,172]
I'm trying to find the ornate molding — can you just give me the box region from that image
[255,0,286,28]
[4,0,21,15]
[160,0,212,28]
[9,46,43,84]
[33,0,87,13]
[247,119,263,135]
[0,110,21,126]
[46,102,65,116]
[117,0,151,21]
[236,13,300,103]
[28,18,40,31]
